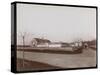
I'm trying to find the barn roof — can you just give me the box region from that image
[34,38,51,43]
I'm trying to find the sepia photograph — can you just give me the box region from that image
[11,2,97,72]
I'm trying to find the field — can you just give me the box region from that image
[17,47,96,71]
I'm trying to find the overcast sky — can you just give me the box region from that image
[17,3,96,45]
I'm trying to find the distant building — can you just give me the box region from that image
[70,42,82,47]
[30,38,69,48]
[83,40,96,49]
[31,38,51,47]
[48,42,69,48]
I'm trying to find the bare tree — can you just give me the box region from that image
[18,32,27,68]
[18,32,35,68]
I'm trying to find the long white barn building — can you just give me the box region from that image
[30,38,69,48]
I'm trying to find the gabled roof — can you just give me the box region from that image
[34,38,51,43]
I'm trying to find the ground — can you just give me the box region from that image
[17,47,96,71]
[17,58,60,71]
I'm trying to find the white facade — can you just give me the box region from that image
[36,43,62,48]
[70,42,82,47]
[48,44,61,48]
[37,43,49,47]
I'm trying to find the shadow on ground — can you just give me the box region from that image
[17,58,61,71]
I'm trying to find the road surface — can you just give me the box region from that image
[17,48,96,68]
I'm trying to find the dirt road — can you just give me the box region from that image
[17,48,96,69]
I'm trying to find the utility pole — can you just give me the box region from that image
[22,35,25,68]
[19,32,26,68]
[19,32,32,68]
